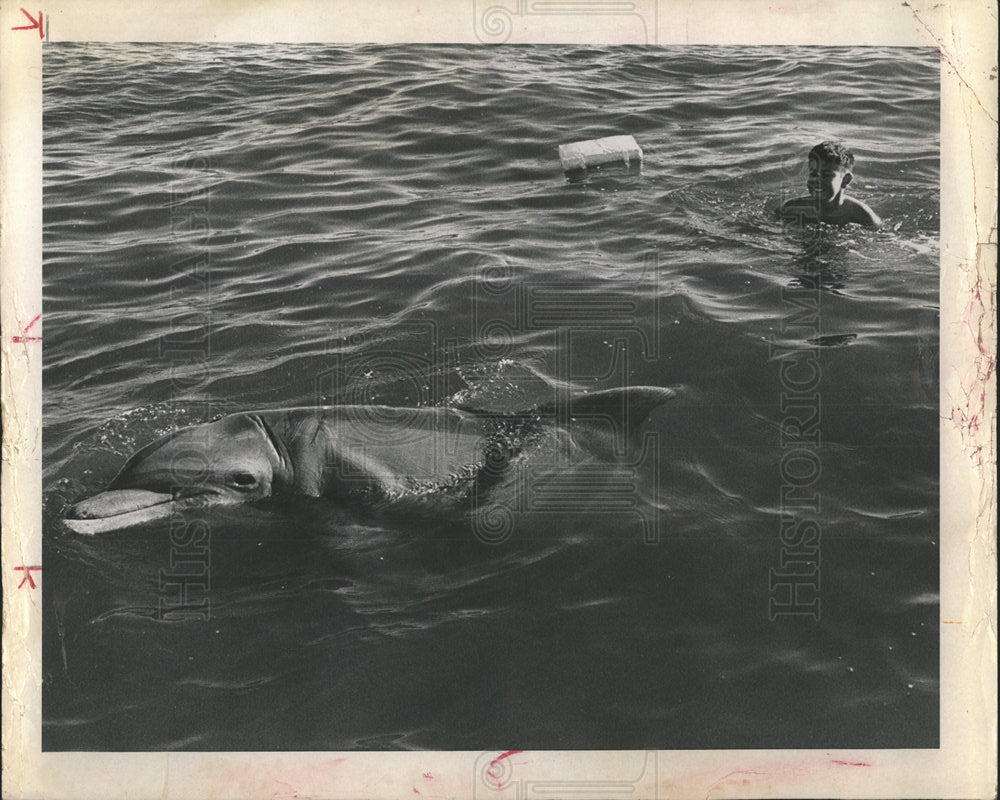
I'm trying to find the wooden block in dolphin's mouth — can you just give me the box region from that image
[64,488,181,534]
[68,488,172,519]
[558,135,642,173]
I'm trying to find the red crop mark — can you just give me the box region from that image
[11,8,43,39]
[831,760,871,767]
[486,750,523,788]
[14,566,42,589]
[12,313,42,343]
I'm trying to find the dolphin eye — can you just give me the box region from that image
[229,472,257,489]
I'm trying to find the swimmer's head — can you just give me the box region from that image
[807,141,854,203]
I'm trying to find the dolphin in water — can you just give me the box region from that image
[64,386,673,534]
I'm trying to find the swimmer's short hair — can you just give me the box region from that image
[809,141,855,170]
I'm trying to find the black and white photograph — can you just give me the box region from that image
[2,2,995,798]
[40,40,942,748]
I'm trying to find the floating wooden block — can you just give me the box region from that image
[558,135,643,172]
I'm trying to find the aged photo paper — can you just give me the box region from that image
[2,0,996,797]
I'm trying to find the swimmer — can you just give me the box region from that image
[778,142,881,228]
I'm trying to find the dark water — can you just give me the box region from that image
[42,44,939,750]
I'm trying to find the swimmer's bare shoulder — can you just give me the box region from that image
[775,196,881,228]
[843,196,882,228]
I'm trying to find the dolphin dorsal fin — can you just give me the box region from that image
[454,386,675,440]
[535,386,675,439]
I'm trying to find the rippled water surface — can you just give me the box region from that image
[42,44,939,750]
